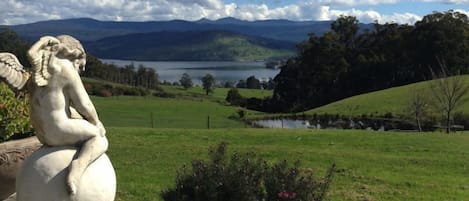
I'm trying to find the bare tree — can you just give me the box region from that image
[408,88,428,132]
[429,66,469,133]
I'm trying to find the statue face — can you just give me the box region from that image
[55,48,86,72]
[73,58,86,72]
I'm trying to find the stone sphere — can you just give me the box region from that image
[16,146,116,201]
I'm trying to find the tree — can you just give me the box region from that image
[268,11,469,113]
[429,66,469,133]
[331,15,359,49]
[226,88,244,105]
[236,79,246,88]
[408,89,428,132]
[246,76,261,89]
[179,73,193,90]
[202,74,215,95]
[414,10,469,75]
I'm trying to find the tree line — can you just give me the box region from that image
[83,56,160,90]
[270,10,469,112]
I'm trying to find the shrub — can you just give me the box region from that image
[453,112,469,130]
[153,91,176,98]
[226,88,245,106]
[99,89,113,97]
[161,142,335,201]
[236,108,246,119]
[0,83,33,142]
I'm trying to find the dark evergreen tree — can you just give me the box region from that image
[179,73,193,89]
[270,11,469,112]
[246,76,261,89]
[202,74,215,95]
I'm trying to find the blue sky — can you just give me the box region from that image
[1,0,469,25]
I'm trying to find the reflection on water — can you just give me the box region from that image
[101,59,280,84]
[253,119,314,129]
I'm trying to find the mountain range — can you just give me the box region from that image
[5,17,332,43]
[2,17,367,61]
[85,30,295,61]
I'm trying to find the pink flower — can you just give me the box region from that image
[277,191,297,200]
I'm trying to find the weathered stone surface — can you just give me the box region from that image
[0,137,41,200]
[16,146,116,201]
[0,35,115,201]
[2,193,16,201]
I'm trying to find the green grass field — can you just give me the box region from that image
[107,127,469,201]
[84,78,469,201]
[92,96,246,128]
[307,75,469,117]
[92,86,271,128]
[160,85,273,100]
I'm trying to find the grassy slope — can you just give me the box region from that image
[107,127,469,201]
[307,75,469,116]
[92,86,272,128]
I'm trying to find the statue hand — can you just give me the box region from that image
[96,121,106,137]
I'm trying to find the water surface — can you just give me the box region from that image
[101,59,280,84]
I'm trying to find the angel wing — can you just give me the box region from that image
[0,53,31,90]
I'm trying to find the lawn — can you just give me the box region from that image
[87,78,469,201]
[92,96,247,128]
[107,127,469,201]
[91,85,270,129]
[160,85,273,100]
[307,75,469,117]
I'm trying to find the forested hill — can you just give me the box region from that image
[85,30,295,61]
[4,17,334,43]
[268,11,469,112]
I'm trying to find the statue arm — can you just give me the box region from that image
[67,81,106,136]
[67,81,99,125]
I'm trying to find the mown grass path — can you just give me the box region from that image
[107,128,469,201]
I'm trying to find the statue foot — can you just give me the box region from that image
[67,160,84,195]
[66,178,77,195]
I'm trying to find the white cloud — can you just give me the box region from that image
[0,0,466,25]
[319,0,399,6]
[325,8,422,24]
[422,0,469,4]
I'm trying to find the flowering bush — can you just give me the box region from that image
[0,82,33,142]
[161,142,335,201]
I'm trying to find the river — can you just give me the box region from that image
[101,59,280,85]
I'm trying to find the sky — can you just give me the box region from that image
[1,0,469,25]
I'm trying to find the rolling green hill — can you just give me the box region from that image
[306,75,469,117]
[86,30,295,61]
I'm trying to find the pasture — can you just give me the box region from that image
[89,83,469,201]
[107,127,469,201]
[307,75,469,117]
[91,86,270,128]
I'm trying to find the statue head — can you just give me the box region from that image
[55,35,86,72]
[28,35,87,87]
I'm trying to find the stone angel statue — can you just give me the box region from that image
[0,35,111,198]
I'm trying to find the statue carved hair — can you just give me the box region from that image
[56,35,86,60]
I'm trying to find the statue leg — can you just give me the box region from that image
[47,119,108,195]
[67,135,108,195]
